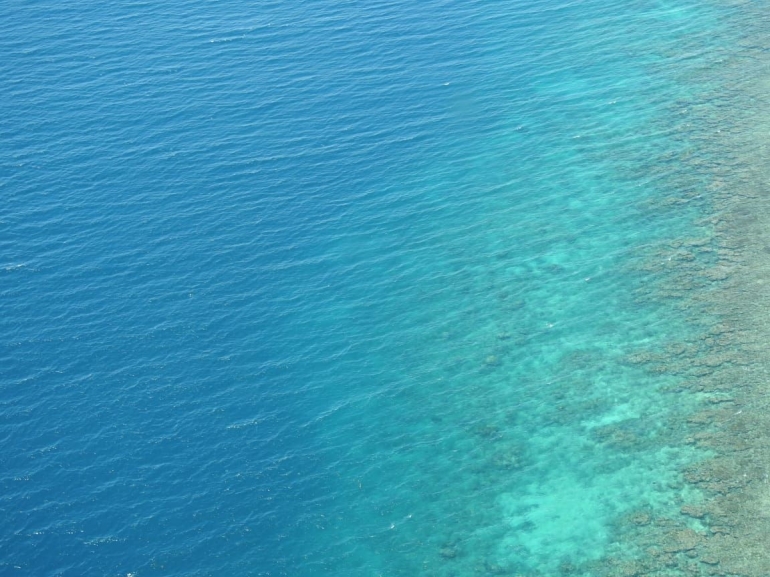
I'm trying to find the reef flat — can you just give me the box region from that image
[572,3,770,576]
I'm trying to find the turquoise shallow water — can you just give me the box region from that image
[0,0,755,575]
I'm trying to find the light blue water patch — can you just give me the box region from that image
[0,0,741,575]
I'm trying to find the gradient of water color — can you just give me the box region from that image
[0,0,756,575]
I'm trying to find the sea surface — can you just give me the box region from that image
[2,0,769,575]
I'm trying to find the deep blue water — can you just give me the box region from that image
[0,0,750,575]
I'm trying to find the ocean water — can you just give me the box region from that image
[2,0,767,575]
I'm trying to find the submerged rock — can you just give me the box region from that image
[680,504,706,519]
[662,528,703,553]
[439,547,457,559]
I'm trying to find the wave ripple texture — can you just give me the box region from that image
[0,0,760,576]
